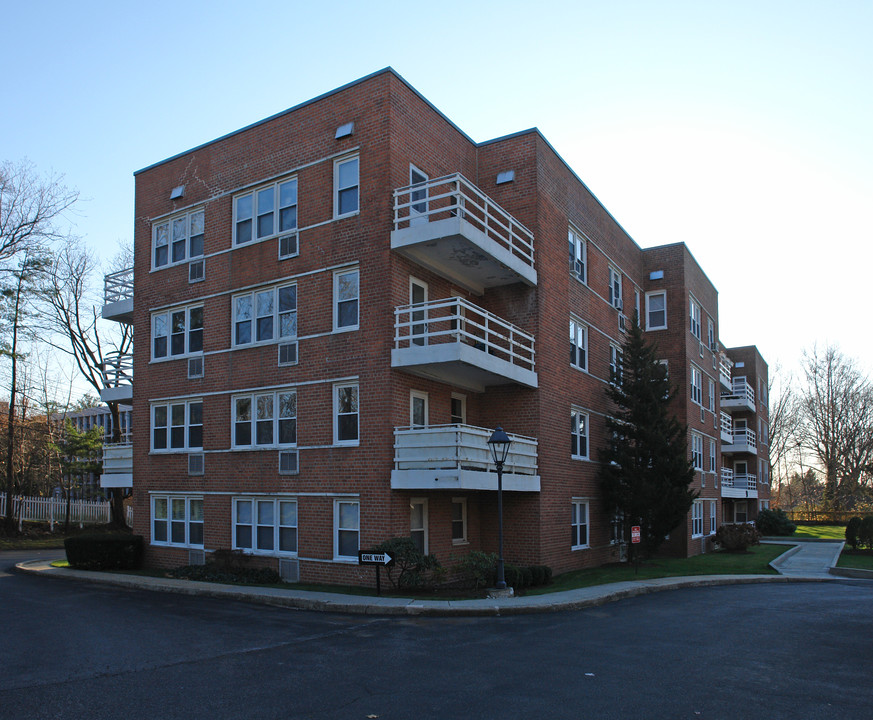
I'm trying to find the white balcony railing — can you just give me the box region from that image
[720,411,732,438]
[719,355,732,388]
[104,267,134,305]
[723,473,757,491]
[721,467,734,486]
[393,173,534,268]
[729,428,757,452]
[721,377,755,411]
[394,296,535,373]
[102,352,133,387]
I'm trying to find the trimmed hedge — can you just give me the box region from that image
[755,509,797,536]
[64,534,144,570]
[714,524,761,552]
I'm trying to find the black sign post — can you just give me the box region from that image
[358,551,394,595]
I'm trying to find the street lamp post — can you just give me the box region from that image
[488,426,512,590]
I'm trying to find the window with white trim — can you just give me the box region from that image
[609,345,623,386]
[571,409,589,459]
[569,227,587,283]
[708,378,715,412]
[153,208,204,269]
[692,500,703,537]
[233,497,298,555]
[234,177,298,247]
[609,267,622,309]
[152,400,203,452]
[152,496,203,547]
[410,498,428,554]
[334,156,359,217]
[571,499,589,549]
[707,318,715,349]
[691,365,703,405]
[410,390,428,428]
[710,500,717,534]
[334,268,359,331]
[335,499,360,559]
[451,498,467,544]
[570,317,587,371]
[709,439,716,473]
[691,433,703,471]
[646,291,667,330]
[450,394,466,424]
[232,390,296,448]
[690,297,701,340]
[233,283,297,347]
[334,382,359,445]
[152,305,203,360]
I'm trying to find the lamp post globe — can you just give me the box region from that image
[488,426,512,590]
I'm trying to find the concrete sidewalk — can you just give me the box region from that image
[15,541,854,617]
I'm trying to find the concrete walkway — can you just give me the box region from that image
[14,540,858,617]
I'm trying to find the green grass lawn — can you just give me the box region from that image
[792,525,846,540]
[0,522,126,551]
[837,549,873,571]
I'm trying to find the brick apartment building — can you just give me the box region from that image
[101,68,769,584]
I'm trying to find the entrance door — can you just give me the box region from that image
[410,278,428,346]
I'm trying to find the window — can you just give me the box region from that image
[152,305,203,359]
[410,390,428,428]
[708,379,715,412]
[233,498,298,555]
[335,499,360,558]
[153,209,204,269]
[646,291,667,330]
[409,165,429,223]
[609,345,623,386]
[609,267,622,309]
[450,394,466,424]
[152,400,202,452]
[334,268,359,331]
[451,498,467,544]
[232,390,296,448]
[234,178,298,247]
[334,156,359,217]
[152,496,203,547]
[410,499,428,554]
[709,439,716,473]
[233,283,297,347]
[707,318,715,349]
[710,501,717,534]
[569,227,587,282]
[690,298,701,339]
[571,409,589,459]
[734,500,748,524]
[691,433,703,471]
[570,317,587,370]
[571,500,589,549]
[334,382,359,445]
[692,500,703,537]
[691,365,703,406]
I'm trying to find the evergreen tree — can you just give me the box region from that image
[52,421,104,532]
[599,314,697,560]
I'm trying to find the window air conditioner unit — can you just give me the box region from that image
[188,357,204,379]
[189,260,205,283]
[278,342,298,366]
[574,260,584,280]
[279,558,300,583]
[279,450,299,475]
[279,233,298,259]
[188,549,205,566]
[188,453,204,475]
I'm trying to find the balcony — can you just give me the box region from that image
[103,268,134,323]
[390,424,540,492]
[391,174,537,295]
[721,471,758,499]
[100,352,133,403]
[720,412,733,444]
[722,427,757,455]
[100,441,132,489]
[392,297,537,392]
[721,377,755,413]
[718,354,732,390]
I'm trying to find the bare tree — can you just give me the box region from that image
[767,363,801,507]
[41,240,132,526]
[798,345,873,510]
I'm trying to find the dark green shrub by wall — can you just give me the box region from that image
[64,534,144,570]
[756,509,797,536]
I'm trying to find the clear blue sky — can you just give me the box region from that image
[3,0,871,383]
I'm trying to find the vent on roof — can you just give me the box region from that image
[649,270,664,280]
[170,185,185,200]
[335,122,354,139]
[496,170,515,184]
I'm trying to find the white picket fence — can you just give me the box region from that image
[0,494,132,527]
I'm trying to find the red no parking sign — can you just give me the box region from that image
[631,526,641,543]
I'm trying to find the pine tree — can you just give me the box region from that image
[599,314,697,560]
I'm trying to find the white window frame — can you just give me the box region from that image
[151,400,203,452]
[334,499,360,560]
[333,268,359,332]
[609,344,623,386]
[710,500,717,534]
[692,500,703,537]
[645,291,667,330]
[609,267,623,309]
[410,390,429,429]
[570,317,588,371]
[152,208,205,270]
[569,226,587,283]
[707,318,715,349]
[233,177,298,247]
[232,282,297,348]
[709,438,716,473]
[152,304,203,360]
[409,165,429,224]
[708,378,715,412]
[691,365,703,406]
[690,297,701,340]
[691,433,703,471]
[151,495,204,548]
[334,155,359,218]
[410,498,428,554]
[571,408,589,460]
[232,497,298,556]
[450,393,467,424]
[571,499,589,550]
[334,382,359,446]
[451,497,467,545]
[231,389,297,449]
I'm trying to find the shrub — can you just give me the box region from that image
[859,516,873,550]
[368,537,441,589]
[846,516,863,550]
[755,509,797,536]
[714,524,761,552]
[453,550,497,589]
[64,534,144,570]
[530,565,546,586]
[168,564,281,585]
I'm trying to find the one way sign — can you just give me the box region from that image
[358,551,394,566]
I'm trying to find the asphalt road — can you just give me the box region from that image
[2,551,872,720]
